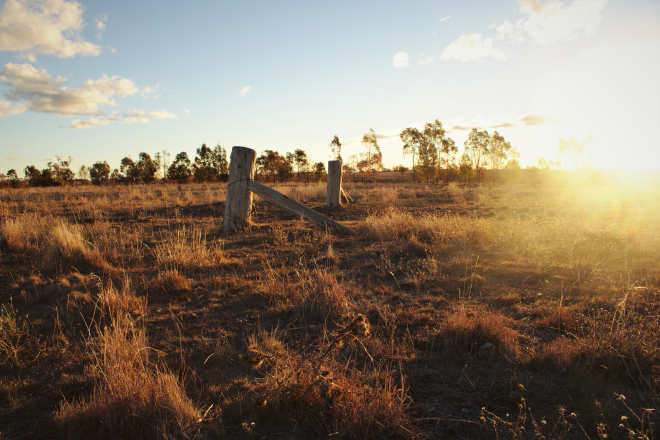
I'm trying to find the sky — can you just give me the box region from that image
[1,0,659,175]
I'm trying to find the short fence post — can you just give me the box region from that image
[326,160,342,208]
[223,146,257,233]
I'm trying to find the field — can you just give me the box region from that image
[1,173,659,439]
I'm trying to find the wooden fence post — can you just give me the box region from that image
[326,160,342,208]
[223,146,257,233]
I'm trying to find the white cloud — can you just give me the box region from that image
[440,33,507,62]
[69,117,113,129]
[0,99,26,116]
[140,84,163,98]
[239,85,251,96]
[495,20,525,42]
[1,63,139,116]
[183,108,190,116]
[392,51,409,68]
[496,21,513,40]
[419,54,435,65]
[95,14,107,31]
[439,15,450,22]
[518,0,608,44]
[488,22,497,29]
[124,109,178,124]
[0,0,101,58]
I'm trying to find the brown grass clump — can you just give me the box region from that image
[236,317,411,439]
[155,226,224,272]
[251,362,413,439]
[435,306,520,359]
[49,220,112,272]
[244,326,287,369]
[154,269,192,293]
[534,337,583,370]
[299,270,353,324]
[0,213,50,251]
[98,279,146,316]
[55,314,199,439]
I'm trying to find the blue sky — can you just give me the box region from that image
[1,0,659,175]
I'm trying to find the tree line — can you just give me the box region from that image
[1,125,593,188]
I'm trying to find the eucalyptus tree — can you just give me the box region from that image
[193,144,215,182]
[488,131,513,183]
[167,152,192,182]
[136,152,158,183]
[400,127,424,183]
[120,157,140,183]
[292,149,310,182]
[439,137,457,184]
[90,161,111,185]
[361,128,383,181]
[212,143,229,176]
[423,119,461,183]
[7,169,20,188]
[458,151,474,185]
[464,128,490,183]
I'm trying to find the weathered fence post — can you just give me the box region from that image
[223,146,257,233]
[326,160,342,208]
[224,146,355,235]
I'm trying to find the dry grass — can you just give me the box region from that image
[1,176,659,439]
[435,305,521,359]
[50,220,112,272]
[0,303,45,370]
[155,225,224,272]
[97,278,146,316]
[55,314,198,440]
[298,269,353,324]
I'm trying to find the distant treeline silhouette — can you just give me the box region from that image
[1,122,597,188]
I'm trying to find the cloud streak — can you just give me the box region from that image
[239,85,251,96]
[444,113,562,132]
[124,109,178,124]
[441,33,507,62]
[520,114,562,125]
[69,117,114,129]
[0,0,101,58]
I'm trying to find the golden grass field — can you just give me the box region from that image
[1,173,659,439]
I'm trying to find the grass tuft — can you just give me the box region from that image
[54,314,198,439]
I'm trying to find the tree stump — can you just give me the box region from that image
[326,160,342,208]
[223,146,257,233]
